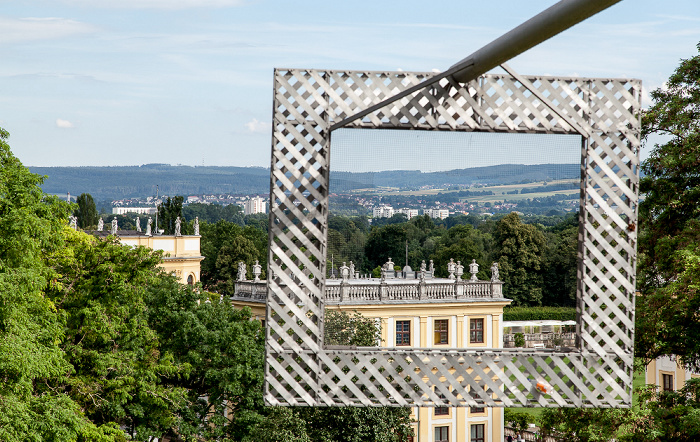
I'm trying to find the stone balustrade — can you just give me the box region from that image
[232,281,267,301]
[233,278,504,303]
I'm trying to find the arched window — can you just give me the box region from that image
[187,274,194,286]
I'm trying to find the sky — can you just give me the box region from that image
[1,0,699,169]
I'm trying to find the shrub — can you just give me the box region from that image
[503,306,575,321]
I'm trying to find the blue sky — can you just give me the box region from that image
[1,0,698,168]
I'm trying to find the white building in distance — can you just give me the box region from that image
[396,208,419,220]
[427,208,450,220]
[112,207,157,215]
[372,205,394,218]
[244,196,267,215]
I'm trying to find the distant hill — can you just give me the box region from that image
[330,163,579,192]
[29,164,270,200]
[29,163,579,201]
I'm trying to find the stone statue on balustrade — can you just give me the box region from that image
[136,216,141,232]
[97,217,104,231]
[491,262,500,281]
[69,215,78,230]
[174,216,182,236]
[429,260,435,275]
[447,258,456,280]
[469,259,479,281]
[455,260,464,280]
[340,262,350,282]
[111,218,118,235]
[384,258,394,272]
[146,218,152,236]
[252,260,262,282]
[348,261,355,279]
[237,261,247,281]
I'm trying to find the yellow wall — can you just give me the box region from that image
[119,234,204,286]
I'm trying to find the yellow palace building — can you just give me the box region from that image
[233,258,512,442]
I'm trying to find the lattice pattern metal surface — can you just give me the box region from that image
[265,69,641,407]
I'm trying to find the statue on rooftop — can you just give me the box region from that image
[349,261,355,279]
[136,216,141,232]
[174,216,182,236]
[237,261,247,281]
[111,218,118,235]
[69,215,77,230]
[253,260,262,282]
[146,218,152,236]
[97,217,104,231]
[429,260,435,274]
[491,262,500,281]
[469,259,479,281]
[340,262,350,282]
[194,217,200,235]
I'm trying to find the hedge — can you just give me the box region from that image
[503,306,576,321]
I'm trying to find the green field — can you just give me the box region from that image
[356,178,579,204]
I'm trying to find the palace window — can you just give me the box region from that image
[434,426,449,442]
[396,320,411,346]
[470,424,485,442]
[662,373,674,391]
[434,319,449,345]
[470,318,484,344]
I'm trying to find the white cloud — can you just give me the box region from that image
[63,0,246,9]
[56,118,74,128]
[0,17,98,44]
[245,118,270,134]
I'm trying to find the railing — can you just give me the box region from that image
[232,281,267,301]
[503,333,576,348]
[233,279,504,303]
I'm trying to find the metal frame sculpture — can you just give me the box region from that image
[264,63,641,408]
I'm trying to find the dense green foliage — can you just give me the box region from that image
[636,43,700,370]
[502,306,576,321]
[326,212,579,306]
[539,379,700,441]
[74,193,99,228]
[183,202,245,225]
[199,220,268,293]
[503,307,576,321]
[158,196,185,235]
[0,129,122,440]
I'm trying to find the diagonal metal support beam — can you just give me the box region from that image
[329,0,622,132]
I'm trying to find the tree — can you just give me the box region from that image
[539,379,700,441]
[146,282,267,441]
[158,195,184,234]
[0,127,121,441]
[430,224,490,279]
[636,43,700,368]
[199,220,267,291]
[541,224,578,306]
[364,224,408,271]
[492,212,546,306]
[47,230,186,439]
[74,192,99,228]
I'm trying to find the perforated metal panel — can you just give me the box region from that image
[265,68,640,407]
